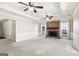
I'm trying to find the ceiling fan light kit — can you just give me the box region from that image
[46,15,54,19]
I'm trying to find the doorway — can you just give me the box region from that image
[0,19,16,41]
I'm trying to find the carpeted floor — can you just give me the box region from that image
[0,37,79,56]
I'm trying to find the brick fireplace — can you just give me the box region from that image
[47,21,60,37]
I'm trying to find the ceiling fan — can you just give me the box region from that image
[18,2,43,13]
[46,15,53,19]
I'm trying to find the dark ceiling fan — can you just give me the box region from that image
[46,15,53,19]
[18,2,43,13]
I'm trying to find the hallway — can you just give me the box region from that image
[0,37,79,56]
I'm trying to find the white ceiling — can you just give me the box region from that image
[0,2,79,22]
[60,2,79,21]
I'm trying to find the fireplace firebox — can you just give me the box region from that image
[48,31,58,37]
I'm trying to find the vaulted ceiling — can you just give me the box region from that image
[0,2,78,22]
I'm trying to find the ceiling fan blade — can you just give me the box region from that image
[34,9,37,13]
[50,16,53,17]
[29,2,31,6]
[49,17,52,19]
[18,2,29,6]
[34,6,43,9]
[46,15,49,17]
[24,8,29,11]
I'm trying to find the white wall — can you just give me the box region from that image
[16,18,39,42]
[0,6,41,42]
[2,17,40,42]
[73,4,79,50]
